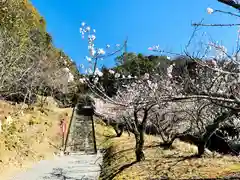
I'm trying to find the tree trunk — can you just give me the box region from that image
[198,110,235,156]
[197,141,205,157]
[113,123,124,137]
[114,126,123,137]
[135,128,145,162]
[133,107,151,162]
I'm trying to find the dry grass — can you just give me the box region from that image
[1,106,240,180]
[0,98,73,179]
[96,122,240,180]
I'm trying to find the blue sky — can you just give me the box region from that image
[30,0,239,69]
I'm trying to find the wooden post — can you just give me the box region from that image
[63,107,76,153]
[91,114,97,154]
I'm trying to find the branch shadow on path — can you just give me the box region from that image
[102,161,138,180]
[42,167,98,180]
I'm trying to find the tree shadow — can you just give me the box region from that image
[102,161,138,180]
[102,144,161,165]
[48,141,62,151]
[154,154,200,175]
[43,167,95,180]
[103,134,117,138]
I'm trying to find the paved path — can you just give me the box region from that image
[9,152,102,180]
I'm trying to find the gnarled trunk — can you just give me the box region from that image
[198,110,235,156]
[197,141,205,157]
[113,125,123,137]
[135,129,145,162]
[132,106,153,162]
[173,111,236,157]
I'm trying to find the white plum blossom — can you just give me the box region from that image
[80,27,84,34]
[122,75,125,79]
[128,75,132,78]
[106,44,110,48]
[62,67,74,82]
[218,89,224,94]
[86,26,91,32]
[131,82,137,87]
[85,56,92,62]
[98,48,105,55]
[207,7,214,14]
[94,77,99,84]
[167,65,173,78]
[109,69,115,74]
[152,82,158,90]
[89,47,96,57]
[210,59,217,67]
[95,68,103,77]
[148,45,160,51]
[79,78,85,83]
[88,44,95,49]
[116,44,120,47]
[63,67,70,72]
[143,73,150,80]
[81,22,86,26]
[208,43,228,60]
[88,34,96,41]
[93,29,96,33]
[115,73,120,78]
[68,72,74,82]
[147,80,151,86]
[167,56,171,60]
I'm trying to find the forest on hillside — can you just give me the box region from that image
[0,0,81,107]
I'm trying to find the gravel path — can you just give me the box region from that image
[9,152,102,180]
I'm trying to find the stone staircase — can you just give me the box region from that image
[64,103,97,154]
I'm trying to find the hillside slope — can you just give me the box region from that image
[0,98,73,179]
[0,0,81,106]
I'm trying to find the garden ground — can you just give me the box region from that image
[0,98,240,180]
[96,121,240,179]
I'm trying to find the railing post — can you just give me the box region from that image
[91,113,97,154]
[63,106,76,153]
